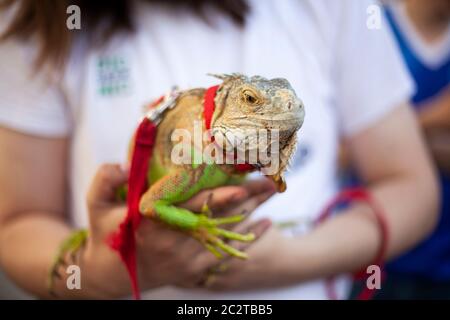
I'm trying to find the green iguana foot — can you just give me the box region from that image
[200,193,213,217]
[153,201,254,260]
[192,213,255,259]
[47,229,88,295]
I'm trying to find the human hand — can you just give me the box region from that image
[192,227,298,291]
[82,164,276,297]
[169,178,277,288]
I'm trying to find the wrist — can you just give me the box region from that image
[291,205,382,282]
[81,241,133,299]
[79,243,114,299]
[48,240,102,299]
[50,239,128,299]
[279,233,325,282]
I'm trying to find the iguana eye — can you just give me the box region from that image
[241,89,260,106]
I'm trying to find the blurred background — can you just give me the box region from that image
[341,0,450,300]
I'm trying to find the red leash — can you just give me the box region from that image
[314,188,389,300]
[203,85,254,172]
[107,94,164,299]
[107,117,157,300]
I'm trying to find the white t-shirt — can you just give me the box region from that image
[0,0,413,299]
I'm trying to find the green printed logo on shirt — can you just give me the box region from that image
[97,56,130,96]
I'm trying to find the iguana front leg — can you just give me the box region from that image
[139,165,255,259]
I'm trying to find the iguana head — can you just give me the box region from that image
[210,73,305,192]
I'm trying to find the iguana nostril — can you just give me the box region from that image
[287,102,292,110]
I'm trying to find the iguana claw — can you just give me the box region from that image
[190,212,255,259]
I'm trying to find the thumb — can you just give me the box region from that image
[87,163,129,208]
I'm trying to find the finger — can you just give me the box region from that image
[181,178,276,213]
[227,218,272,252]
[137,218,198,254]
[87,164,129,207]
[216,190,275,218]
[181,186,249,212]
[222,191,273,215]
[176,219,272,288]
[241,178,276,197]
[207,179,276,217]
[89,205,128,241]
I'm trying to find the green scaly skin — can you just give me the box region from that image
[144,158,254,260]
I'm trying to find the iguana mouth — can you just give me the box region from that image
[211,127,288,192]
[212,127,271,155]
[227,147,286,192]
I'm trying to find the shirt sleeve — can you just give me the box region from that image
[0,39,71,137]
[334,0,415,137]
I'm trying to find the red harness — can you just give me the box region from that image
[107,117,155,300]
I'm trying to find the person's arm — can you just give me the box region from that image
[417,86,450,174]
[0,127,77,298]
[296,103,439,276]
[0,127,142,298]
[201,103,439,290]
[418,86,450,131]
[425,129,450,175]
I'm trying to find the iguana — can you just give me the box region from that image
[48,73,305,293]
